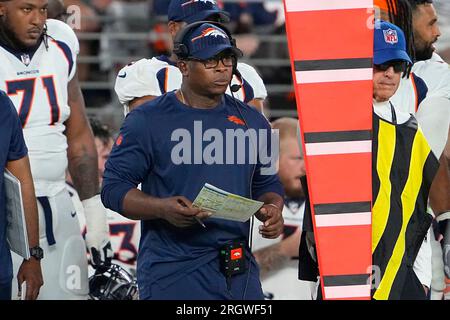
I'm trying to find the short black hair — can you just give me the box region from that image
[89,117,112,145]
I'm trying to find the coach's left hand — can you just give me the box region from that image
[256,204,284,239]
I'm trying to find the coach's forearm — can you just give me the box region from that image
[121,189,165,220]
[101,184,162,221]
[258,192,284,209]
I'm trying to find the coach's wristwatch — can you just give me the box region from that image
[29,246,44,261]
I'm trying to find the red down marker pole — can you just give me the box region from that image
[283,0,374,300]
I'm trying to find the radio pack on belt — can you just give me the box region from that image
[219,239,247,278]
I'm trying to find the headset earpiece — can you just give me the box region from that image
[172,42,189,59]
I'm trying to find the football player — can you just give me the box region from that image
[69,118,140,277]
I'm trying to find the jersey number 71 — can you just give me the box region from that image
[6,76,60,127]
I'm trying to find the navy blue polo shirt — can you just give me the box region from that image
[0,91,28,285]
[102,91,283,289]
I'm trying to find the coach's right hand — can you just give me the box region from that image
[158,196,211,228]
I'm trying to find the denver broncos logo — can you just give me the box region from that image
[182,0,216,7]
[227,115,245,126]
[116,134,123,146]
[191,27,227,42]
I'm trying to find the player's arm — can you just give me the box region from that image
[433,139,450,299]
[6,156,43,300]
[247,98,264,114]
[430,154,450,215]
[253,228,301,278]
[128,95,157,112]
[417,95,450,252]
[65,71,98,199]
[65,72,112,267]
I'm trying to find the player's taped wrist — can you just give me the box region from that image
[82,194,113,267]
[436,211,450,223]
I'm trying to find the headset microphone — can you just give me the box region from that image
[230,84,241,93]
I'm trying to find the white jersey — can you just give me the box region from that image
[392,53,450,112]
[114,55,267,112]
[391,53,450,158]
[67,183,140,276]
[252,199,311,300]
[412,53,450,100]
[379,53,450,292]
[390,73,425,114]
[0,19,79,197]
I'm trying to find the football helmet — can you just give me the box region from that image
[89,264,138,300]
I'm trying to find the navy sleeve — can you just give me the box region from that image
[0,92,28,161]
[413,74,428,110]
[251,117,284,200]
[101,109,153,213]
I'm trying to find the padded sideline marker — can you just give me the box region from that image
[283,0,374,300]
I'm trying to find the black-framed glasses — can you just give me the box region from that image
[187,54,236,69]
[374,61,407,73]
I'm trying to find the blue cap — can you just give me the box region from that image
[183,23,243,60]
[374,20,412,65]
[168,0,230,24]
